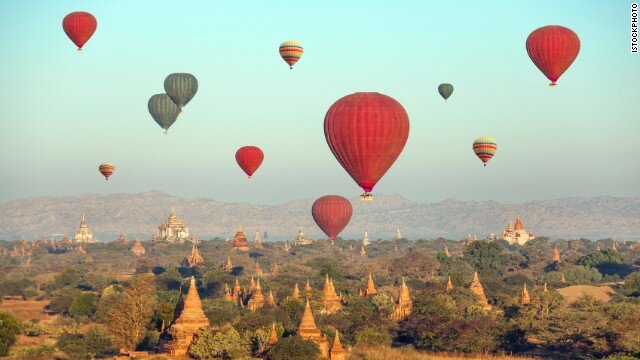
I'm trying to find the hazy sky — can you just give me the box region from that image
[0,1,638,205]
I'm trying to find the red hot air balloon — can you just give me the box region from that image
[526,25,580,86]
[312,195,353,241]
[324,93,410,200]
[63,12,97,50]
[98,162,115,180]
[235,146,264,178]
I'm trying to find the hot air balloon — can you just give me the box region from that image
[526,25,580,86]
[164,73,198,109]
[473,137,497,166]
[438,83,454,101]
[324,92,410,200]
[98,162,115,180]
[62,12,97,51]
[148,94,181,134]
[279,40,303,69]
[235,146,264,178]
[311,195,353,241]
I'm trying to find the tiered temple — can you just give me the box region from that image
[391,278,412,320]
[254,262,264,276]
[297,300,329,357]
[254,230,263,249]
[294,228,313,245]
[162,276,210,356]
[130,236,146,256]
[469,272,491,310]
[183,244,204,268]
[362,232,371,246]
[232,227,250,251]
[330,330,346,360]
[322,275,342,314]
[74,214,97,243]
[153,209,196,244]
[362,272,377,297]
[247,278,265,311]
[501,213,535,246]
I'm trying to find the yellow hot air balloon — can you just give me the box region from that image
[279,40,303,69]
[473,137,497,166]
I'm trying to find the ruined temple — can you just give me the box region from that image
[183,244,204,268]
[232,227,250,251]
[322,275,342,314]
[130,236,146,256]
[362,272,377,297]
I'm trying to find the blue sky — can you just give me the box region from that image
[0,1,638,205]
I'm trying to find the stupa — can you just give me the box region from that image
[465,234,476,247]
[162,276,210,357]
[74,214,97,243]
[501,213,534,246]
[283,241,291,252]
[254,262,264,276]
[223,256,234,272]
[330,330,346,360]
[560,273,566,284]
[292,283,301,299]
[249,276,257,292]
[130,236,146,256]
[268,324,278,346]
[391,278,412,320]
[232,279,242,301]
[444,245,451,257]
[359,244,366,257]
[396,228,403,240]
[552,246,561,262]
[613,242,618,252]
[297,300,329,357]
[322,275,342,314]
[305,280,312,298]
[394,242,398,252]
[116,233,128,245]
[271,262,279,275]
[254,230,263,249]
[231,227,250,251]
[76,245,87,254]
[446,275,454,292]
[224,284,234,302]
[469,272,491,310]
[520,283,531,305]
[247,278,265,311]
[60,234,72,248]
[543,283,549,293]
[267,291,276,307]
[595,243,601,252]
[362,231,371,246]
[362,272,377,297]
[153,209,195,244]
[183,244,204,268]
[294,228,313,245]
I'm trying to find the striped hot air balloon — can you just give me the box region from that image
[279,40,303,69]
[164,73,198,109]
[62,12,97,51]
[98,162,115,180]
[148,94,181,134]
[473,137,497,166]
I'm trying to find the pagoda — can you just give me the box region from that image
[362,272,377,297]
[305,280,312,298]
[232,279,242,301]
[560,273,566,284]
[520,283,531,305]
[552,246,561,262]
[161,276,210,357]
[595,243,601,252]
[292,283,301,299]
[612,242,618,252]
[267,291,276,307]
[130,236,146,256]
[283,241,291,252]
[254,230,263,249]
[446,275,454,292]
[330,330,346,360]
[249,276,257,292]
[469,272,491,310]
[74,214,97,243]
[153,209,195,244]
[268,324,278,346]
[394,242,398,252]
[444,245,451,257]
[359,244,366,257]
[362,232,371,246]
[223,256,234,272]
[294,228,313,245]
[396,228,402,240]
[60,233,72,248]
[322,275,342,314]
[76,245,87,254]
[543,283,549,293]
[271,262,279,275]
[183,244,204,268]
[116,233,128,245]
[297,300,329,357]
[254,262,264,276]
[247,279,265,311]
[224,284,234,302]
[465,234,476,247]
[231,227,250,251]
[501,213,534,246]
[391,278,412,320]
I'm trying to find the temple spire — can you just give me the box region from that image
[268,323,278,345]
[330,330,346,360]
[520,283,530,305]
[364,272,377,296]
[469,272,490,309]
[446,275,454,292]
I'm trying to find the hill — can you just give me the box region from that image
[556,285,617,303]
[1,192,639,241]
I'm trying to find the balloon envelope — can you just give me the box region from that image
[235,146,264,178]
[148,94,181,133]
[98,162,115,180]
[473,137,497,166]
[324,92,410,199]
[312,195,353,240]
[438,83,454,100]
[62,12,97,50]
[164,73,198,108]
[526,25,580,86]
[279,40,303,69]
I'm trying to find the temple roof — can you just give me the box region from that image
[330,330,345,357]
[521,283,531,305]
[365,272,377,296]
[268,323,278,345]
[469,272,490,308]
[298,299,323,340]
[514,213,524,231]
[171,276,209,328]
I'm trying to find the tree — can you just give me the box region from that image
[0,312,21,356]
[106,274,157,350]
[267,336,320,360]
[564,265,602,285]
[577,249,624,267]
[620,272,640,297]
[189,325,251,359]
[69,292,97,319]
[463,242,508,276]
[57,326,113,359]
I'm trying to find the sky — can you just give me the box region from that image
[0,1,638,205]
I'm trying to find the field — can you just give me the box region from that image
[556,284,616,303]
[351,345,539,359]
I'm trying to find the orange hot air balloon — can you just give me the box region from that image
[526,25,580,86]
[98,162,115,180]
[311,195,353,240]
[235,146,264,178]
[472,137,497,166]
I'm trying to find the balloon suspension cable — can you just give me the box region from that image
[360,193,374,201]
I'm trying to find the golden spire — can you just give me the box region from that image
[520,283,530,305]
[293,283,301,299]
[163,275,209,356]
[365,272,377,296]
[298,299,320,335]
[469,272,490,309]
[268,323,278,345]
[446,275,454,292]
[330,330,346,360]
[322,276,342,314]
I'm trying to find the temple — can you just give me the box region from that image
[391,278,412,320]
[292,283,301,299]
[444,245,451,257]
[362,231,371,246]
[552,246,560,262]
[465,234,476,247]
[294,228,313,245]
[247,278,265,311]
[183,244,204,268]
[223,256,234,272]
[543,283,549,293]
[469,272,491,310]
[232,228,250,251]
[153,209,196,243]
[297,300,329,357]
[267,291,276,307]
[330,330,346,360]
[268,324,278,346]
[161,276,210,356]
[271,262,279,275]
[116,233,128,245]
[501,213,534,246]
[305,280,312,298]
[74,214,97,243]
[362,272,377,297]
[446,275,454,292]
[360,244,367,257]
[254,230,263,249]
[283,241,291,252]
[520,283,530,305]
[396,228,403,240]
[130,236,145,256]
[322,275,342,314]
[254,261,264,276]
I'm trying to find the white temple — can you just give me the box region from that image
[294,228,313,245]
[74,214,97,243]
[501,213,534,246]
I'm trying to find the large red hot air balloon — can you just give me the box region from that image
[235,146,264,178]
[311,195,353,241]
[324,92,410,200]
[62,12,97,50]
[526,25,580,86]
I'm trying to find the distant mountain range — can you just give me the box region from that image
[0,191,639,241]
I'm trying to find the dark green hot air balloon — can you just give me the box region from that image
[164,73,198,109]
[438,83,454,101]
[148,94,181,134]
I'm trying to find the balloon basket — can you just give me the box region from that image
[360,193,374,201]
[549,82,557,87]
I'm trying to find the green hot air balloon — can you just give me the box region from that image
[148,94,181,134]
[438,83,454,101]
[164,73,198,109]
